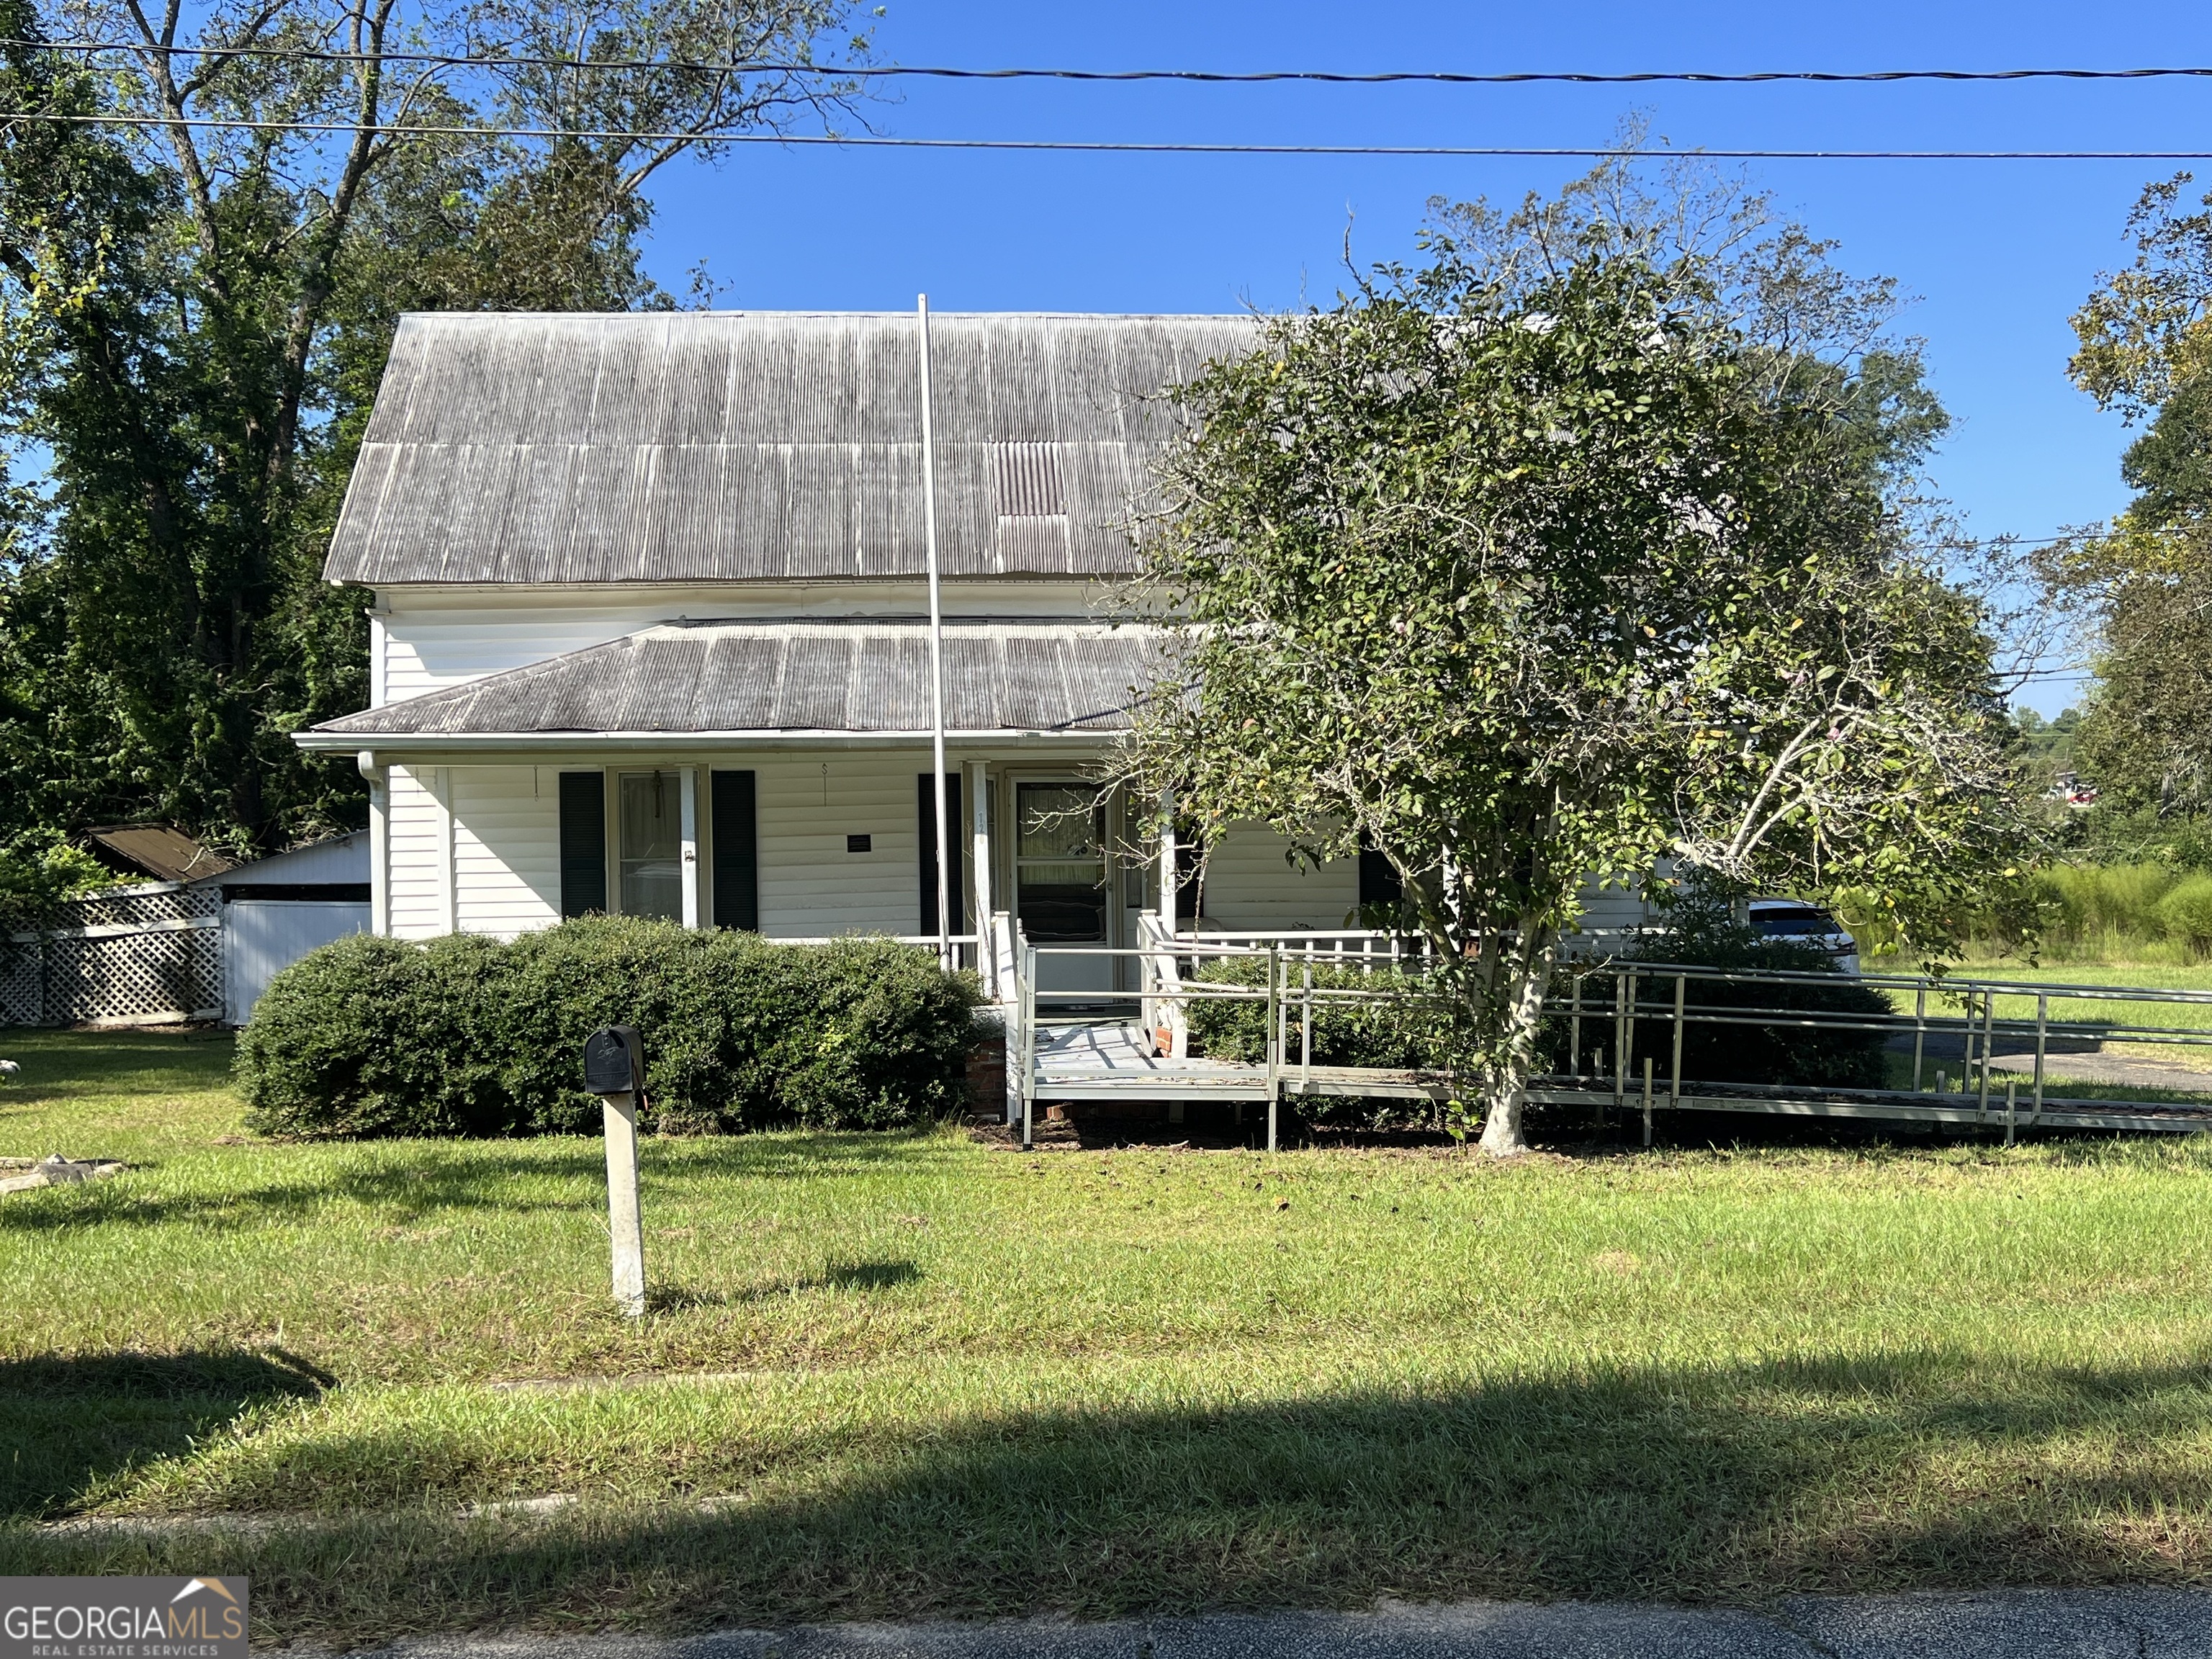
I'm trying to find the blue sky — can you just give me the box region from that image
[640,1,2212,714]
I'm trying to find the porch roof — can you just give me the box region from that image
[297,618,1168,750]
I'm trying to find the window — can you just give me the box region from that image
[557,771,606,919]
[710,770,757,931]
[1016,783,1106,943]
[619,771,682,920]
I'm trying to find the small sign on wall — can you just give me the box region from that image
[847,834,872,853]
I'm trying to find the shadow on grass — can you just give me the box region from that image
[0,1028,235,1101]
[647,1128,965,1182]
[13,1347,2212,1635]
[0,1349,325,1520]
[0,1150,613,1232]
[0,1127,963,1235]
[650,1259,923,1311]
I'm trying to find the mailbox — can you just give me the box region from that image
[583,1025,644,1096]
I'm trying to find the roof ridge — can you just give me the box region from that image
[654,613,1131,628]
[400,309,1254,324]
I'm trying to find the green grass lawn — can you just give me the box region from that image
[11,1027,2212,1638]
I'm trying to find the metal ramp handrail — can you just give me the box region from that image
[1008,942,2212,1152]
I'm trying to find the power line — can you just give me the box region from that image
[9,110,2212,160]
[16,40,2212,86]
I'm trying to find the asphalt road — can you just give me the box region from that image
[354,1588,2212,1658]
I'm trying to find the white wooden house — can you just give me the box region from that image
[295,310,1655,997]
[293,311,1384,990]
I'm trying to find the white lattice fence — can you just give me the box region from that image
[1,883,223,1027]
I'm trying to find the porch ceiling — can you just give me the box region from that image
[297,617,1173,750]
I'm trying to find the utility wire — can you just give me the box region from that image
[9,111,2212,160]
[15,40,2212,85]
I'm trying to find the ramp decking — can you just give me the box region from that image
[1027,1019,2212,1141]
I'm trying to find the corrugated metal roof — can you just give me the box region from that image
[84,825,235,882]
[325,311,1259,586]
[307,619,1169,738]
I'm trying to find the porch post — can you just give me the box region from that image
[678,766,700,929]
[1158,787,1177,935]
[433,765,456,935]
[966,759,992,988]
[357,750,388,938]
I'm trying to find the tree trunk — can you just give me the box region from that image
[1478,923,1558,1157]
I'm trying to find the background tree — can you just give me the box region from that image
[2047,174,2212,820]
[1123,157,2030,1156]
[0,0,869,858]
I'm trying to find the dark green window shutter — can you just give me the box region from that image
[711,770,758,931]
[1358,836,1403,911]
[1174,832,1202,924]
[558,771,607,918]
[917,773,963,935]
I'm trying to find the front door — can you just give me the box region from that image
[1015,783,1115,994]
[617,770,683,920]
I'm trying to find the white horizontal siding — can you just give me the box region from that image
[387,765,446,939]
[385,607,676,701]
[1192,827,1657,940]
[756,755,923,937]
[1575,873,1658,935]
[452,766,561,938]
[379,751,955,943]
[1199,822,1358,931]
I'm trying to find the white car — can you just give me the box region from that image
[1747,900,1861,976]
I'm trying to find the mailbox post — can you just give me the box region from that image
[583,1025,647,1318]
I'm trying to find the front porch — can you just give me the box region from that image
[330,745,1366,987]
[300,615,1369,977]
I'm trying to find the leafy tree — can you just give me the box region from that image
[2013,706,2082,773]
[0,0,870,855]
[1123,158,2029,1156]
[0,830,125,943]
[2048,174,2212,816]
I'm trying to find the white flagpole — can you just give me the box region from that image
[919,295,951,971]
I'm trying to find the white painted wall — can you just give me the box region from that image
[1197,822,1359,931]
[375,579,1117,702]
[1192,824,1658,940]
[387,765,447,939]
[1575,873,1658,936]
[201,831,370,889]
[756,754,926,936]
[378,753,939,940]
[375,753,1655,949]
[452,765,562,938]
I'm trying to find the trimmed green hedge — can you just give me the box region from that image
[235,917,983,1139]
[1617,932,1892,1091]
